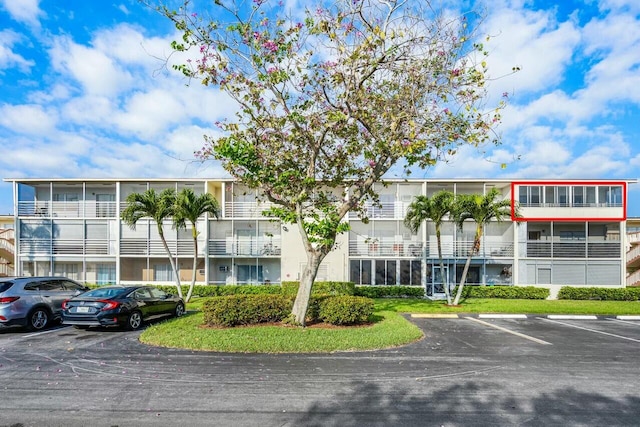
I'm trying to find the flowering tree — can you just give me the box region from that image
[160,0,509,325]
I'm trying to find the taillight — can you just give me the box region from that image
[62,299,69,309]
[0,296,19,304]
[99,300,120,311]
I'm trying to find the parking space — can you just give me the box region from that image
[410,315,640,358]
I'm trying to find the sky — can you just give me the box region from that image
[0,0,639,216]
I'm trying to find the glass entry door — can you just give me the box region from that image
[430,265,448,297]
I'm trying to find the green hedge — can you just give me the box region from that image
[355,285,425,298]
[203,294,292,327]
[281,281,355,296]
[317,296,374,325]
[157,284,282,298]
[454,285,549,300]
[557,287,640,301]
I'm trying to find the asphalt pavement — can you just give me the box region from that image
[0,315,639,426]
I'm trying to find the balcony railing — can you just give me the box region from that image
[18,201,117,218]
[521,241,620,258]
[224,202,275,218]
[19,239,116,255]
[0,263,14,276]
[208,238,282,257]
[627,244,640,266]
[348,240,514,258]
[120,239,194,256]
[348,201,411,220]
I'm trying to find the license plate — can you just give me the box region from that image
[76,306,90,313]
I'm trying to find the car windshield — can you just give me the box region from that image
[81,287,127,299]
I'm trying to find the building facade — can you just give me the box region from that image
[5,178,634,297]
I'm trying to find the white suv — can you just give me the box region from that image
[0,277,89,331]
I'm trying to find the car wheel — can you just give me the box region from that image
[126,311,143,330]
[28,308,50,331]
[174,302,185,318]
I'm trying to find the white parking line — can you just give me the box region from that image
[478,314,528,319]
[465,317,553,345]
[22,325,69,338]
[542,318,640,343]
[608,318,640,327]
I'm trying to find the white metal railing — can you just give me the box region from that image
[349,240,423,257]
[348,240,514,258]
[19,239,114,255]
[17,201,117,218]
[348,201,411,220]
[119,239,196,256]
[626,269,640,287]
[224,202,275,218]
[208,238,282,257]
[521,241,620,258]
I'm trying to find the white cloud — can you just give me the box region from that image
[0,103,56,135]
[49,35,134,96]
[0,0,43,27]
[0,30,34,72]
[482,2,581,95]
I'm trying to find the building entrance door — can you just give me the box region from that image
[430,265,448,298]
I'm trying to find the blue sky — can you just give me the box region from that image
[0,0,639,216]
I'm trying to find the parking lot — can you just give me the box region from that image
[1,316,639,426]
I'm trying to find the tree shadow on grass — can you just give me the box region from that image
[295,380,640,427]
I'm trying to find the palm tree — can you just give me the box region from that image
[121,188,182,298]
[173,189,221,302]
[451,188,517,305]
[404,190,455,304]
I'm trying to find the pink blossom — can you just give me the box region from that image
[263,40,278,52]
[368,160,376,168]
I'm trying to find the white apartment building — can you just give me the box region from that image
[5,178,634,298]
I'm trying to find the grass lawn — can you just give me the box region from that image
[139,297,640,353]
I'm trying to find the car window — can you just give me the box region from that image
[83,287,126,298]
[62,280,84,291]
[39,280,65,292]
[147,287,167,298]
[24,282,42,291]
[0,282,14,293]
[131,288,152,300]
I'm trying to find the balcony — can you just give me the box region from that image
[19,239,116,256]
[626,269,640,287]
[348,201,410,220]
[224,202,275,218]
[208,238,281,257]
[18,201,117,218]
[120,239,194,256]
[349,240,424,257]
[522,241,620,258]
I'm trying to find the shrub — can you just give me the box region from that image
[317,296,375,325]
[281,281,355,297]
[557,287,640,301]
[157,284,282,298]
[355,285,425,298]
[453,285,549,300]
[203,294,292,327]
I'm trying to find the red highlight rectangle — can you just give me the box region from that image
[510,180,627,222]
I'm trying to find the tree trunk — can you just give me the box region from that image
[291,253,322,326]
[436,227,451,305]
[185,226,198,303]
[452,227,482,306]
[158,226,182,299]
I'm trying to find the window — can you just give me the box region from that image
[350,260,371,285]
[572,186,584,206]
[154,264,174,281]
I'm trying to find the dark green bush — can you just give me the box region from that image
[355,285,425,298]
[202,294,292,327]
[317,296,374,325]
[281,281,355,297]
[453,285,549,300]
[557,287,640,301]
[157,284,282,298]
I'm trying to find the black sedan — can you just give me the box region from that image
[61,285,185,330]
